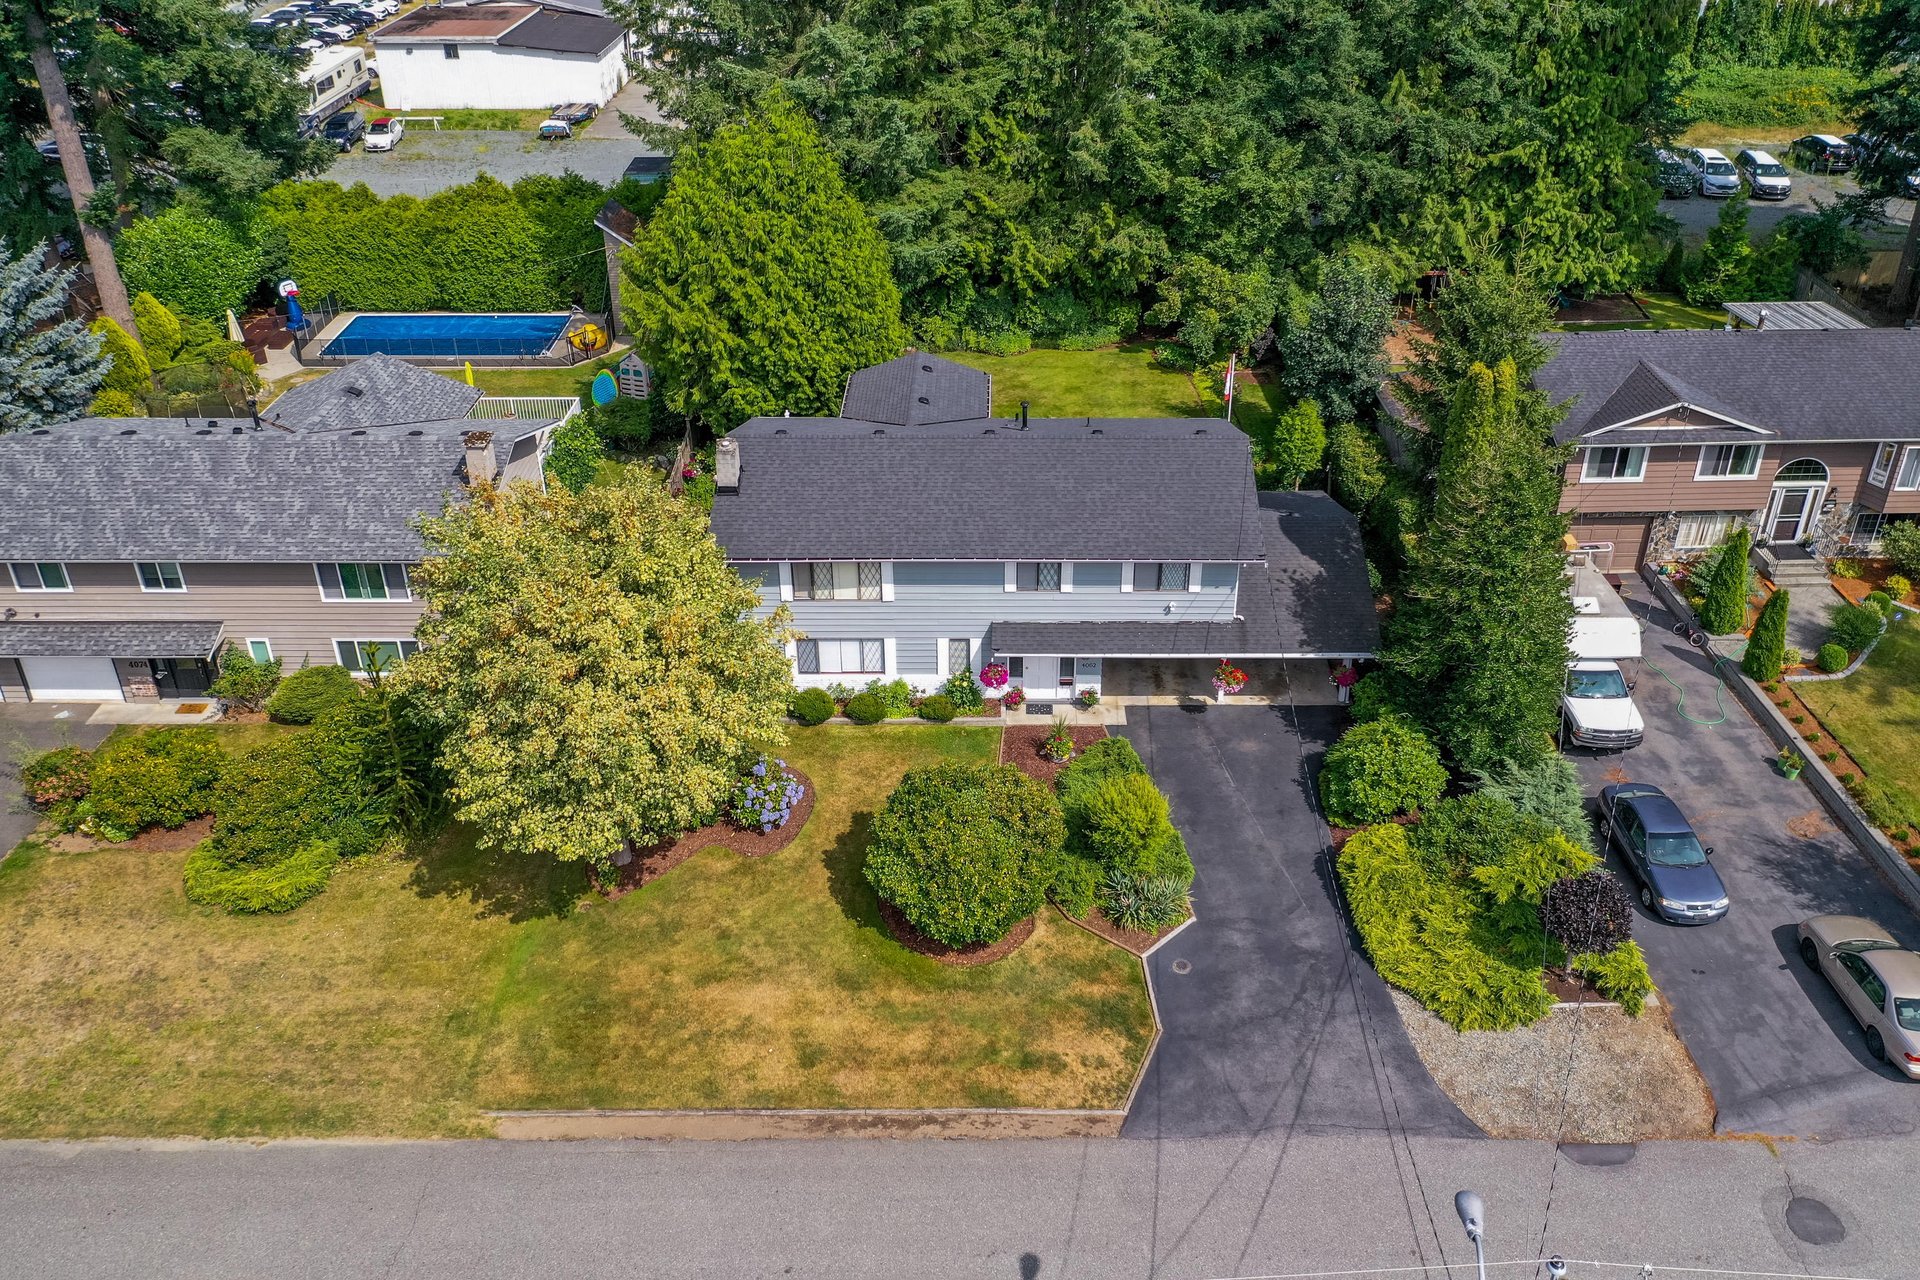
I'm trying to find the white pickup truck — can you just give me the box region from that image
[1562,554,1644,750]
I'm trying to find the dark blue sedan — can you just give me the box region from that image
[1599,782,1731,925]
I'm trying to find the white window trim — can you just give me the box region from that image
[314,562,413,603]
[1693,444,1762,481]
[880,562,895,602]
[1120,562,1134,593]
[1004,562,1018,593]
[134,560,188,593]
[935,637,949,677]
[1897,446,1920,493]
[778,562,794,602]
[883,637,898,676]
[1187,561,1202,593]
[246,638,274,662]
[9,561,72,592]
[1581,446,1647,483]
[1870,442,1897,486]
[1061,562,1074,593]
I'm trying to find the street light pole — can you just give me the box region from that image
[1454,1190,1487,1280]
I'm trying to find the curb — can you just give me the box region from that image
[483,1107,1126,1141]
[1642,568,1920,919]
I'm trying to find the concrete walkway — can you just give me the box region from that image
[1783,582,1849,662]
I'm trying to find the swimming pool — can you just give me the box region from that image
[321,312,572,359]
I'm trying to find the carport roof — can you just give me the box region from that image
[0,620,223,658]
[987,493,1380,658]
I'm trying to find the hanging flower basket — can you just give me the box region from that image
[979,662,1010,691]
[1211,660,1249,696]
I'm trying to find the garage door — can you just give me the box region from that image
[19,656,124,702]
[1569,515,1654,574]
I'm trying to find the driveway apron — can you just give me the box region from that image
[1575,594,1920,1137]
[1117,705,1475,1140]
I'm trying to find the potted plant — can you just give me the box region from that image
[1077,688,1100,709]
[1212,660,1249,697]
[1001,685,1026,712]
[1041,718,1075,763]
[1778,747,1805,780]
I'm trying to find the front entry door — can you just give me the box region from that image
[149,656,213,697]
[1053,655,1078,697]
[1768,487,1817,543]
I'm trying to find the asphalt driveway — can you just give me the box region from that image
[1573,593,1920,1137]
[0,703,109,857]
[1116,705,1475,1140]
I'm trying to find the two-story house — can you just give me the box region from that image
[0,358,558,703]
[708,354,1380,702]
[1535,328,1920,573]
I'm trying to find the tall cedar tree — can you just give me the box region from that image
[1263,400,1328,491]
[1697,525,1753,635]
[1743,587,1790,682]
[619,93,905,432]
[0,240,105,431]
[1383,360,1574,773]
[1277,257,1395,424]
[398,471,795,868]
[1851,0,1920,313]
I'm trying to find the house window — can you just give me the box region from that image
[316,562,412,601]
[1896,448,1920,492]
[135,560,186,592]
[793,562,882,601]
[1007,657,1024,678]
[1871,442,1899,485]
[1141,562,1190,591]
[1850,512,1887,548]
[247,639,274,663]
[1674,512,1742,551]
[442,43,459,58]
[795,638,885,675]
[1775,457,1830,483]
[946,638,971,674]
[9,562,70,592]
[334,639,420,674]
[1695,444,1761,479]
[1015,562,1062,591]
[1581,447,1646,482]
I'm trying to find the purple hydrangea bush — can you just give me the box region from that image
[729,753,806,834]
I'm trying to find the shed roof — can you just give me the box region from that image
[840,354,992,426]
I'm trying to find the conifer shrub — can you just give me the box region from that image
[1318,716,1447,826]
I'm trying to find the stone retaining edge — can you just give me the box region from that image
[1641,568,1920,919]
[483,1108,1126,1141]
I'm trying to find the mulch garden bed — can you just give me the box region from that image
[1542,966,1610,1003]
[1830,563,1915,610]
[1555,294,1648,325]
[1327,811,1418,852]
[1000,724,1109,786]
[47,813,213,854]
[1059,904,1189,956]
[877,899,1035,966]
[598,766,814,900]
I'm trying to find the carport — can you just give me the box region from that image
[0,621,224,703]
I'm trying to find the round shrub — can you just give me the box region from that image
[1826,601,1885,652]
[917,694,958,722]
[21,746,92,808]
[1318,716,1447,826]
[266,664,362,724]
[1817,642,1850,673]
[842,691,885,724]
[1077,772,1172,875]
[185,839,338,914]
[1886,574,1912,602]
[864,762,1065,947]
[1050,853,1101,917]
[1539,869,1635,958]
[1055,736,1145,811]
[789,687,835,726]
[1864,590,1895,619]
[88,728,225,833]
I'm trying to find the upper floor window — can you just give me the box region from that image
[316,562,412,602]
[1775,457,1830,484]
[1014,561,1062,591]
[795,638,884,674]
[1581,446,1646,482]
[1695,444,1761,479]
[1896,448,1920,492]
[135,561,186,592]
[1871,442,1899,485]
[442,43,460,58]
[794,561,882,601]
[1139,562,1191,592]
[9,562,70,592]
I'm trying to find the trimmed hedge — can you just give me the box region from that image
[842,692,885,724]
[185,839,338,914]
[916,694,958,722]
[1817,642,1849,673]
[266,664,362,724]
[864,762,1064,946]
[1318,716,1447,826]
[117,206,266,319]
[790,687,836,725]
[87,728,225,834]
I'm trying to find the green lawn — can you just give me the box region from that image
[949,343,1276,435]
[0,726,1152,1137]
[1796,622,1920,830]
[429,352,625,400]
[1555,293,1725,333]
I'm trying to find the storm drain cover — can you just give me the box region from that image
[1170,958,1192,975]
[1785,1196,1845,1246]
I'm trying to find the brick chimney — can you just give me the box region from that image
[715,437,741,493]
[463,430,497,485]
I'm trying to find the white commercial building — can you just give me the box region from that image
[369,1,629,112]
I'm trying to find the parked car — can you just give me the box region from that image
[1685,147,1741,197]
[1599,782,1731,924]
[548,102,598,125]
[1792,133,1856,173]
[363,116,404,152]
[300,16,357,38]
[1649,147,1695,198]
[1797,914,1920,1077]
[1735,148,1792,200]
[360,0,400,15]
[537,117,574,140]
[322,109,365,151]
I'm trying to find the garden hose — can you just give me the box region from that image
[1639,655,1734,727]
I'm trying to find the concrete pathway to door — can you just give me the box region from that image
[1116,705,1475,1140]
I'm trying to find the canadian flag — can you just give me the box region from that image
[1223,353,1236,403]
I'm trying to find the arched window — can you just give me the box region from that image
[1775,458,1829,483]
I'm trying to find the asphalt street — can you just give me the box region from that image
[1573,587,1920,1138]
[0,702,109,857]
[3,1133,1918,1278]
[1118,706,1474,1140]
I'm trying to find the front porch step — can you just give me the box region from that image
[1752,547,1831,588]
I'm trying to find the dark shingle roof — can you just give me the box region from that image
[0,417,544,562]
[711,416,1264,562]
[986,493,1380,658]
[264,357,482,433]
[1537,329,1920,442]
[840,354,992,426]
[0,620,224,658]
[496,8,624,53]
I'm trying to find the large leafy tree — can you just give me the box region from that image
[1276,256,1395,424]
[619,92,905,431]
[1852,0,1920,315]
[399,472,795,870]
[0,239,105,431]
[1383,359,1574,773]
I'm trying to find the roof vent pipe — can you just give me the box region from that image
[715,437,741,493]
[462,429,497,486]
[1757,306,1769,329]
[1018,400,1029,431]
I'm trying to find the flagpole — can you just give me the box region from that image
[1223,352,1236,426]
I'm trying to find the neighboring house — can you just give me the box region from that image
[708,355,1380,701]
[0,359,559,703]
[369,1,629,112]
[1534,328,1920,571]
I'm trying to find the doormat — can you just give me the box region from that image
[1026,703,1055,714]
[175,703,210,714]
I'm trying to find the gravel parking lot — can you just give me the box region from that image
[1661,144,1917,241]
[326,130,655,197]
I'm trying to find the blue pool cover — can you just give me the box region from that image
[322,313,570,358]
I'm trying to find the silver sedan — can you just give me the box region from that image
[1797,914,1920,1077]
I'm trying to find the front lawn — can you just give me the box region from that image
[0,726,1152,1137]
[1795,621,1920,831]
[949,343,1278,438]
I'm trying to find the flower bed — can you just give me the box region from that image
[1000,724,1110,787]
[602,764,814,898]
